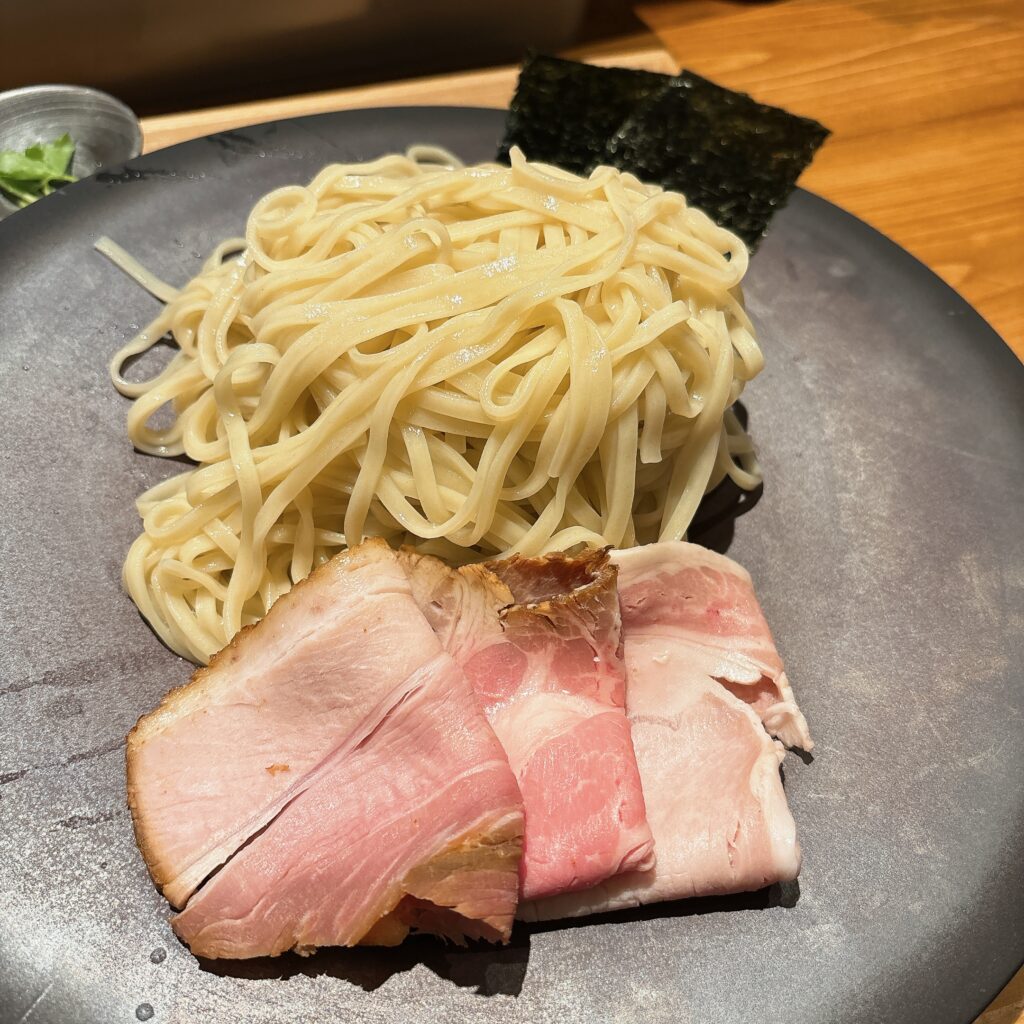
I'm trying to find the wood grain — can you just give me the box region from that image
[982,971,1024,1024]
[137,14,1022,1020]
[635,0,1024,354]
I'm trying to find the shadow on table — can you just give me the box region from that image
[524,878,801,935]
[688,402,764,555]
[198,928,532,996]
[197,880,799,995]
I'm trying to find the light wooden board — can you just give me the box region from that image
[636,0,1023,355]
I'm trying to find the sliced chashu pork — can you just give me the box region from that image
[617,542,812,750]
[523,541,808,921]
[127,538,523,957]
[173,654,522,957]
[399,548,654,901]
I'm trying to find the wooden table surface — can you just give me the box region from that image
[138,3,1023,1019]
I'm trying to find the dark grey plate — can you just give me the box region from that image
[0,106,1021,1024]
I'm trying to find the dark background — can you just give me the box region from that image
[0,0,649,115]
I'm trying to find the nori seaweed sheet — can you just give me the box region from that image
[605,73,830,248]
[497,52,671,175]
[497,55,830,249]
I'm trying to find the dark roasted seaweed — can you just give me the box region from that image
[604,73,830,248]
[497,53,671,175]
[497,55,830,249]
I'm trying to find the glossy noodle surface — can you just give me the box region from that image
[108,148,763,662]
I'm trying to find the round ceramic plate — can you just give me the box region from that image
[0,107,1021,1024]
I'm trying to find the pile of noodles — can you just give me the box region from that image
[105,146,762,663]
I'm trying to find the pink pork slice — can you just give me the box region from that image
[522,541,807,921]
[399,548,654,902]
[127,538,523,956]
[616,541,813,750]
[173,653,523,958]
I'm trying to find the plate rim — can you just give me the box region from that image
[0,102,1020,1024]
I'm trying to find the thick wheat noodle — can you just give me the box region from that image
[104,146,763,663]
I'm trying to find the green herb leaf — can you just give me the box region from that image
[0,150,49,181]
[0,175,40,207]
[36,133,76,176]
[0,133,78,208]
